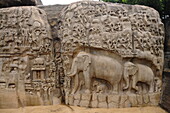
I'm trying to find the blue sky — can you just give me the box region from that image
[41,0,99,5]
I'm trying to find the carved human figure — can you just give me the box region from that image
[19,59,27,80]
[42,84,50,105]
[123,61,154,93]
[67,51,123,94]
[7,65,19,88]
[154,77,161,92]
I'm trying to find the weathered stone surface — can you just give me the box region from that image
[108,102,119,108]
[107,95,120,108]
[136,94,143,105]
[58,1,164,108]
[129,94,138,107]
[73,100,80,106]
[74,93,81,100]
[0,0,165,109]
[81,94,91,101]
[38,4,67,38]
[98,102,108,108]
[25,94,42,106]
[68,95,74,106]
[0,6,55,108]
[107,95,120,103]
[38,4,66,20]
[0,90,19,108]
[79,100,90,107]
[98,94,107,102]
[92,93,98,101]
[143,94,150,104]
[119,95,130,108]
[149,93,160,106]
[91,100,98,108]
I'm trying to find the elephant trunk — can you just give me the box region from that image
[67,59,77,77]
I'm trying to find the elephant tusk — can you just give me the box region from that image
[67,73,75,77]
[123,86,128,90]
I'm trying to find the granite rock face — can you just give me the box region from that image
[0,0,165,110]
[58,1,164,108]
[0,6,57,108]
[38,4,67,38]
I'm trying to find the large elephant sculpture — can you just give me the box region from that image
[67,51,123,94]
[123,61,154,93]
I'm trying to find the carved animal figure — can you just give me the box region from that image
[123,61,154,93]
[93,81,107,93]
[67,51,122,94]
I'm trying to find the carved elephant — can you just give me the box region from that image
[123,61,154,93]
[93,81,107,93]
[67,51,123,94]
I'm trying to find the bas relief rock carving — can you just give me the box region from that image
[0,1,164,109]
[123,61,155,93]
[0,6,59,108]
[67,52,123,94]
[58,1,164,108]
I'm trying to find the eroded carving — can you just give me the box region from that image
[0,1,164,109]
[67,52,122,94]
[58,1,164,108]
[123,61,154,93]
[0,6,59,108]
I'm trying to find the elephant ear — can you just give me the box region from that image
[125,62,138,75]
[83,55,91,71]
[130,64,138,75]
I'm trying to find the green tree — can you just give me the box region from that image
[103,0,162,16]
[126,0,162,16]
[102,0,124,3]
[102,0,170,21]
[162,0,170,20]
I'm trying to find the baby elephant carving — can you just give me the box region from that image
[67,51,123,94]
[93,81,107,93]
[123,61,154,93]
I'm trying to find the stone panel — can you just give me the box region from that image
[59,1,164,108]
[0,6,56,108]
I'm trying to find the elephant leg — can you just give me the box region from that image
[112,83,118,94]
[132,77,138,91]
[83,71,91,94]
[149,81,154,93]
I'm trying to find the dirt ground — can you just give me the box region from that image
[0,105,167,113]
